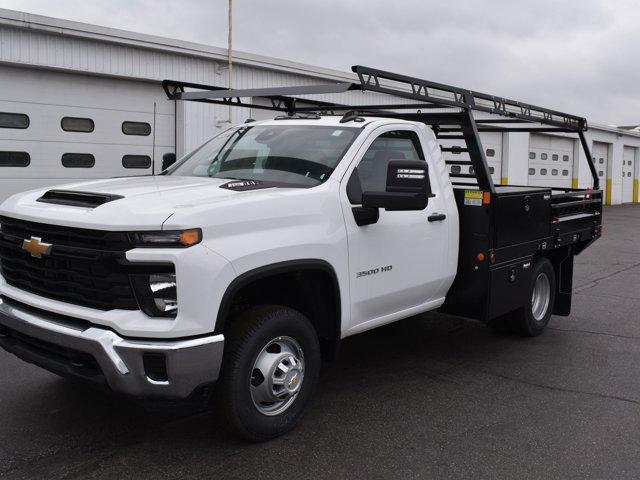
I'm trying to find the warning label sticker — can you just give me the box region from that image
[464,190,483,206]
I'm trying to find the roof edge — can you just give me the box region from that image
[0,7,357,83]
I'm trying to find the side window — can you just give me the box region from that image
[62,153,95,168]
[122,121,151,136]
[61,117,94,133]
[0,151,30,167]
[122,155,151,169]
[347,130,425,203]
[0,112,29,129]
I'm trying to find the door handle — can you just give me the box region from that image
[428,213,446,222]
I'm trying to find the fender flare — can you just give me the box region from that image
[214,259,342,336]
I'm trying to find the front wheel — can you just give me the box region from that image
[508,257,556,336]
[217,305,321,441]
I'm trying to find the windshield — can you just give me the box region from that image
[167,124,360,187]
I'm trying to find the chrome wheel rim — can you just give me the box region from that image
[531,272,551,321]
[250,336,305,416]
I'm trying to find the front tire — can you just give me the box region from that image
[217,305,321,442]
[508,257,556,336]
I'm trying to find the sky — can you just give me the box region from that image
[1,0,639,125]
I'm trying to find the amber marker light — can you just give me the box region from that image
[483,192,491,204]
[477,252,486,262]
[180,229,202,246]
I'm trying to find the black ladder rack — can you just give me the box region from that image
[162,65,599,192]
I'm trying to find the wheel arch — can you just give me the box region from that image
[215,259,342,360]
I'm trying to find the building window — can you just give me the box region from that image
[552,154,558,161]
[62,153,95,168]
[541,153,548,160]
[486,148,495,157]
[563,170,569,176]
[528,168,535,175]
[540,169,547,175]
[552,169,558,176]
[61,117,94,133]
[0,112,29,129]
[122,155,151,169]
[122,121,151,136]
[599,158,604,164]
[451,165,461,174]
[0,151,30,167]
[598,171,604,177]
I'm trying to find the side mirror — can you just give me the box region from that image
[361,160,432,211]
[162,153,177,171]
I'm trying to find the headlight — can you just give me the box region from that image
[130,229,201,248]
[131,272,178,317]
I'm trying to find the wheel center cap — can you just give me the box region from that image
[284,369,302,393]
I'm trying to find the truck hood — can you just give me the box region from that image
[0,176,302,230]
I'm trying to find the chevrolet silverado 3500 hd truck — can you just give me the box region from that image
[0,67,602,441]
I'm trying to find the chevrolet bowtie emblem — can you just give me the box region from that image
[22,236,53,258]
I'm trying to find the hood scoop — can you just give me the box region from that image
[36,190,124,208]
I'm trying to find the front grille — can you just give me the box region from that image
[0,216,139,311]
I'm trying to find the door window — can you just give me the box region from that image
[348,130,425,203]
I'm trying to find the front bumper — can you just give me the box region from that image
[0,297,224,399]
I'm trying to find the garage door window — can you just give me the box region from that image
[529,168,535,175]
[541,153,548,160]
[0,151,30,167]
[61,117,95,133]
[540,169,547,175]
[529,152,536,159]
[486,149,495,157]
[62,153,95,168]
[122,121,151,136]
[0,112,29,129]
[563,155,569,162]
[122,155,151,169]
[552,154,558,161]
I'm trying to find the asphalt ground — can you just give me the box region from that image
[1,205,639,479]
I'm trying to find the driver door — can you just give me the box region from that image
[341,126,450,334]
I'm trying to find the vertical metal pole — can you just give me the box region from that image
[578,131,599,190]
[227,0,233,123]
[151,101,157,175]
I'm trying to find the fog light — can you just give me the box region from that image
[131,270,178,318]
[150,274,177,315]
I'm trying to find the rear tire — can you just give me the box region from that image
[217,305,321,442]
[508,257,556,336]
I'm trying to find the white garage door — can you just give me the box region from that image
[622,146,637,204]
[528,134,574,189]
[443,132,502,185]
[0,66,175,202]
[592,142,609,203]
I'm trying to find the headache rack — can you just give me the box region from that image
[163,65,600,197]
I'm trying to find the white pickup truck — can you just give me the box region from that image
[0,67,602,441]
